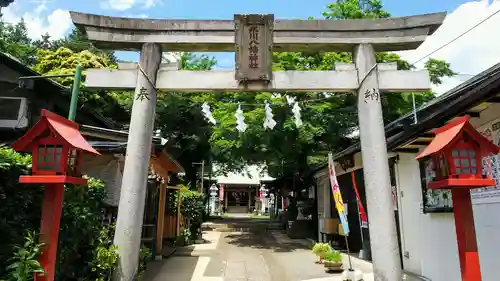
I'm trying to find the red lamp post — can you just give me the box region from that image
[11,109,100,281]
[416,115,499,281]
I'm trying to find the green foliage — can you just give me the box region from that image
[138,246,151,281]
[2,232,45,281]
[0,147,114,281]
[425,58,457,85]
[312,243,330,257]
[201,0,457,177]
[323,0,390,19]
[32,47,130,124]
[0,20,37,65]
[324,250,342,263]
[0,147,42,278]
[56,178,108,280]
[180,188,205,240]
[175,229,191,246]
[0,1,458,183]
[89,225,118,281]
[166,186,205,241]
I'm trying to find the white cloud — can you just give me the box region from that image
[125,13,149,18]
[142,0,162,9]
[2,2,72,40]
[396,0,500,94]
[100,0,162,11]
[100,0,136,11]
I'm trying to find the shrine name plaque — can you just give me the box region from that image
[234,14,274,85]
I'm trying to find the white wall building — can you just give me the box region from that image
[314,63,500,281]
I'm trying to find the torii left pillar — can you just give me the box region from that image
[113,43,162,281]
[355,44,402,281]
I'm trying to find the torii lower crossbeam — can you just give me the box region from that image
[85,63,431,93]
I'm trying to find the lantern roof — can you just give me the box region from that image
[416,115,499,160]
[12,109,100,155]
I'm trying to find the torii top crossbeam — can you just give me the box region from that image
[70,12,445,52]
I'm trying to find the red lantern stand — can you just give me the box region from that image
[416,116,499,281]
[11,110,100,281]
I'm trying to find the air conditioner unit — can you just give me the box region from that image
[0,97,28,128]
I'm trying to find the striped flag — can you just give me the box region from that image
[328,153,350,235]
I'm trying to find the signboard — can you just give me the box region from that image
[234,14,273,84]
[328,153,350,234]
[473,118,500,204]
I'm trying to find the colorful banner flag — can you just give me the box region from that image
[351,171,368,228]
[328,153,350,235]
[219,184,224,201]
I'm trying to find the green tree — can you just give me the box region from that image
[0,20,37,65]
[154,53,217,188]
[33,47,130,124]
[203,0,457,177]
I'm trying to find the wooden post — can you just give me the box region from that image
[452,189,482,281]
[177,190,182,236]
[34,184,64,281]
[155,184,166,259]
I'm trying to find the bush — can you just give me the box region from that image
[311,243,330,257]
[166,186,205,242]
[0,147,152,281]
[89,224,118,281]
[324,250,342,263]
[0,147,43,278]
[0,147,109,281]
[180,188,205,240]
[2,232,45,281]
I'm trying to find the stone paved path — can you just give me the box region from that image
[144,218,420,281]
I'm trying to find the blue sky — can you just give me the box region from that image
[46,0,469,68]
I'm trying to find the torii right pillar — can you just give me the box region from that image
[355,44,402,281]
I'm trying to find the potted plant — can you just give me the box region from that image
[323,250,343,272]
[312,243,330,264]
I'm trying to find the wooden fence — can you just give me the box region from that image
[163,214,189,239]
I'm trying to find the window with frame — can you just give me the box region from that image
[37,144,63,172]
[66,149,79,175]
[451,148,477,176]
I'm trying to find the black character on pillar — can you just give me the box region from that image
[136,86,150,101]
[364,88,379,103]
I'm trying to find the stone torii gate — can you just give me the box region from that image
[71,11,445,281]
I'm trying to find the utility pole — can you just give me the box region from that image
[193,160,205,193]
[201,159,205,194]
[68,65,83,121]
[19,65,83,121]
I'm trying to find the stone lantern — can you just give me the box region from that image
[12,109,99,281]
[209,183,218,216]
[259,184,269,215]
[416,115,499,281]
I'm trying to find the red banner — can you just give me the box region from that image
[351,171,368,228]
[219,184,224,201]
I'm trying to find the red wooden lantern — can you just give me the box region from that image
[416,115,499,281]
[11,109,99,281]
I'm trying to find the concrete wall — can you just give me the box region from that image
[315,174,331,241]
[81,154,125,207]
